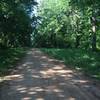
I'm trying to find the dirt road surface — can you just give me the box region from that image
[0,49,100,100]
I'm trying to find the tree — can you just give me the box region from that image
[33,0,100,50]
[70,0,100,50]
[0,0,37,48]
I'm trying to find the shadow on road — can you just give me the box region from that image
[0,49,100,100]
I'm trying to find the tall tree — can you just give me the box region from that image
[70,0,100,50]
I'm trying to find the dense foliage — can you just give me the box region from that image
[0,0,37,48]
[0,48,26,76]
[42,48,100,79]
[33,0,100,50]
[0,0,100,50]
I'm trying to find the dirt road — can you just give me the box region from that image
[0,49,100,100]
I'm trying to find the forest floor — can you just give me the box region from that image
[0,48,100,100]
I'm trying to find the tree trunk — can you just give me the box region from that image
[75,35,81,48]
[92,26,96,51]
[91,16,97,51]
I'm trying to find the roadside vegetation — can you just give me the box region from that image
[42,48,100,80]
[0,48,26,76]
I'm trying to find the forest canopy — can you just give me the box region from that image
[0,0,100,50]
[0,0,37,48]
[33,0,100,51]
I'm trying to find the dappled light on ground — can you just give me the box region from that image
[0,49,100,100]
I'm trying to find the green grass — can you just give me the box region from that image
[41,48,100,80]
[0,48,27,76]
